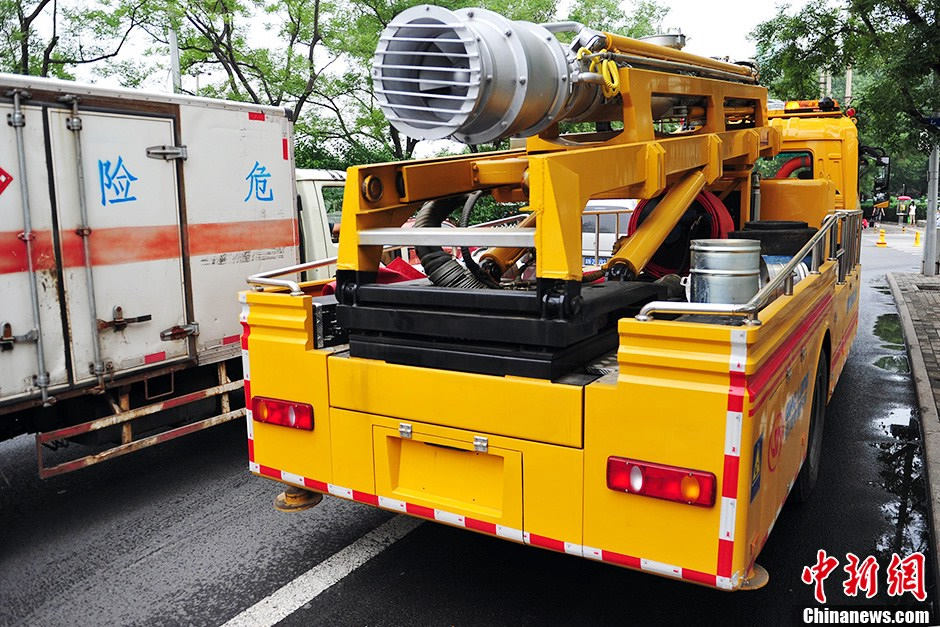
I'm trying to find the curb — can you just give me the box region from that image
[886,273,940,587]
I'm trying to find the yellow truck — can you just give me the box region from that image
[240,6,862,591]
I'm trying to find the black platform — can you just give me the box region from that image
[337,279,664,380]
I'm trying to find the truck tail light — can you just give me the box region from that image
[251,396,314,430]
[606,457,716,507]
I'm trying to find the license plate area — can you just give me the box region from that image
[373,424,522,527]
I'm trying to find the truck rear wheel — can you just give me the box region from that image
[793,350,829,503]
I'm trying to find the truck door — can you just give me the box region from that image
[0,101,69,403]
[47,107,189,382]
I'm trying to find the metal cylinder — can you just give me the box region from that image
[688,239,761,304]
[373,5,596,144]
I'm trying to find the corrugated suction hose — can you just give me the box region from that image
[414,196,491,289]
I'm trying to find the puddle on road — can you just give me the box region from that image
[873,355,911,373]
[873,313,904,345]
[869,410,929,558]
[872,314,910,373]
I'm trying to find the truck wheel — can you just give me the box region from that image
[793,350,829,503]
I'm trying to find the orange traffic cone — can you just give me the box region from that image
[876,229,887,247]
[915,230,922,247]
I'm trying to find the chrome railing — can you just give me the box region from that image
[246,214,533,295]
[635,210,862,325]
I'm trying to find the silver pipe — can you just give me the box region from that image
[62,96,106,388]
[247,256,338,295]
[540,21,585,33]
[604,52,758,84]
[9,90,51,405]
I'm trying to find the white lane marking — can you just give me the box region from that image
[221,515,423,627]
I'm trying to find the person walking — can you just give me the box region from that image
[909,201,917,225]
[872,204,885,226]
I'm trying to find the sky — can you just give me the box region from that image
[656,0,804,61]
[71,0,807,93]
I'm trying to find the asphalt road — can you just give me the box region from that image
[0,225,934,626]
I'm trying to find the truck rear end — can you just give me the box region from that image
[0,74,297,475]
[244,5,862,590]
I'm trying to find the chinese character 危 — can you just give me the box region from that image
[245,161,274,202]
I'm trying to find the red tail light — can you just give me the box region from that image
[251,396,314,430]
[606,457,716,507]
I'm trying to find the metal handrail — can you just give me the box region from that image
[247,257,337,295]
[245,215,531,295]
[635,209,862,325]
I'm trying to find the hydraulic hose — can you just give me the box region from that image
[459,191,502,288]
[414,196,491,289]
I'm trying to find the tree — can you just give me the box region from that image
[0,0,144,78]
[751,0,939,196]
[751,0,940,143]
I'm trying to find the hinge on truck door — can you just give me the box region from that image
[146,145,188,161]
[160,322,199,341]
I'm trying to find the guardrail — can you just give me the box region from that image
[635,210,862,325]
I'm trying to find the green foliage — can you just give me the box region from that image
[568,0,666,37]
[0,0,142,77]
[751,0,940,196]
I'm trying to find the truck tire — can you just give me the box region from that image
[793,350,829,503]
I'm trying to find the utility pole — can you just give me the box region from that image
[925,141,939,276]
[168,27,182,94]
[844,66,853,106]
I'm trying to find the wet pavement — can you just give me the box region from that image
[0,228,935,626]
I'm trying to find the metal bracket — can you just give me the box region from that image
[98,306,152,332]
[474,435,488,453]
[399,422,412,439]
[0,322,37,351]
[160,322,199,341]
[146,145,188,161]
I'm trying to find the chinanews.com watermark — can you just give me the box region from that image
[798,550,933,625]
[801,607,931,624]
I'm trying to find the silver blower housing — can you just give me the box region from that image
[373,5,601,144]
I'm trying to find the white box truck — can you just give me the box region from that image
[0,74,343,477]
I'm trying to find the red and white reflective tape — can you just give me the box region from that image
[250,460,727,589]
[239,293,255,461]
[717,327,747,590]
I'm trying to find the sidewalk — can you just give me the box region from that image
[887,272,940,584]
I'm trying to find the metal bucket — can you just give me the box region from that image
[688,239,761,304]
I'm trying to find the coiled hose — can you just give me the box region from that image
[414,195,491,289]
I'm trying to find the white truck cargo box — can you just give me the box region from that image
[0,74,318,477]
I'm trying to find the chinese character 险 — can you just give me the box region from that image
[244,161,274,202]
[801,549,840,603]
[843,553,879,598]
[886,552,926,601]
[98,156,138,206]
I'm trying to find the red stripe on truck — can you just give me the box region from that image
[0,230,58,273]
[188,219,297,255]
[0,219,298,275]
[282,138,289,160]
[248,112,266,121]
